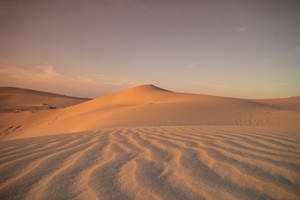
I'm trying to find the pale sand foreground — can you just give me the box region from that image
[1,126,300,200]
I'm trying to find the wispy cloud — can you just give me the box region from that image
[0,64,136,98]
[237,25,249,32]
[186,62,201,69]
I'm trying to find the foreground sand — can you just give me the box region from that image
[1,126,300,200]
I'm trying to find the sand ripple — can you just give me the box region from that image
[0,126,300,200]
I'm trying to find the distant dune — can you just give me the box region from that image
[0,87,90,112]
[0,85,300,200]
[0,87,90,138]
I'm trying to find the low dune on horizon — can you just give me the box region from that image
[0,84,300,200]
[0,86,90,112]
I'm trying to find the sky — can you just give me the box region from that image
[0,0,299,98]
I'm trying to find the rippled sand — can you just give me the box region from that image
[1,126,299,200]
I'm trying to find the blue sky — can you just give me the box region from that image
[0,0,299,98]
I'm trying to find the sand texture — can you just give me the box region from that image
[0,126,300,200]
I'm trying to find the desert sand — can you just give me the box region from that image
[0,87,90,138]
[0,84,300,200]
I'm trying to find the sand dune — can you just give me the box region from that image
[0,126,299,200]
[0,85,299,199]
[4,84,299,139]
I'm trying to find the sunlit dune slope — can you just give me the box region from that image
[7,84,300,139]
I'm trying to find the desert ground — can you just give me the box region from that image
[0,85,300,200]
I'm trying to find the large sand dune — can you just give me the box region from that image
[0,85,300,199]
[5,84,300,139]
[0,126,300,200]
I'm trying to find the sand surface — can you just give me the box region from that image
[0,126,300,200]
[0,85,300,199]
